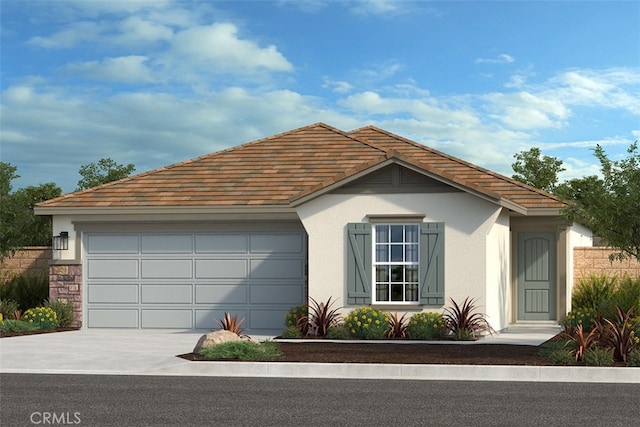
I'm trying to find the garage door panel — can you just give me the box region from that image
[141,284,192,304]
[87,234,139,254]
[250,285,302,305]
[87,259,138,279]
[142,234,193,253]
[196,234,248,253]
[88,284,138,304]
[85,229,305,332]
[250,234,303,253]
[249,309,288,331]
[195,259,247,279]
[141,310,192,328]
[141,259,192,279]
[250,259,303,279]
[88,309,138,328]
[195,284,247,304]
[195,309,248,329]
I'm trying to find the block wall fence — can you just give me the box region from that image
[573,247,640,281]
[0,246,52,278]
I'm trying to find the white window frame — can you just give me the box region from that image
[371,223,420,305]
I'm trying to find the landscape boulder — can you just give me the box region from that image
[193,330,241,353]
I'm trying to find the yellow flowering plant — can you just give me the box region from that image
[562,307,596,331]
[285,304,309,335]
[345,307,389,339]
[21,307,59,330]
[407,312,445,340]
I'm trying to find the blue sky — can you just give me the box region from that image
[1,0,639,194]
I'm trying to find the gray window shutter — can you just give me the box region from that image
[347,223,372,305]
[420,222,445,305]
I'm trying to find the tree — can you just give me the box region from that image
[76,158,136,190]
[512,147,565,193]
[563,142,640,261]
[0,163,61,258]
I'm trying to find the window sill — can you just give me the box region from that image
[369,304,424,312]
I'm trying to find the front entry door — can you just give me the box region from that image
[517,232,556,321]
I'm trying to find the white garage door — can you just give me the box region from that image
[84,229,306,335]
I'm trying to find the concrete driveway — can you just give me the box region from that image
[1,327,639,383]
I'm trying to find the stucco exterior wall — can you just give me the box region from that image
[296,192,502,322]
[485,209,511,331]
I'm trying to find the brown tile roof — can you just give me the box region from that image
[36,122,564,213]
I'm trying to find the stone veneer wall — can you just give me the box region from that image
[49,264,83,328]
[573,247,640,283]
[0,247,52,278]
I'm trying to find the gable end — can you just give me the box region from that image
[333,164,463,195]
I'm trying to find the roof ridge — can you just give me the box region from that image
[351,126,565,203]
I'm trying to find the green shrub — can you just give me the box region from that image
[345,307,389,340]
[0,319,39,333]
[572,274,617,312]
[0,273,49,311]
[608,275,640,317]
[549,348,575,365]
[281,326,303,339]
[583,347,614,367]
[285,304,308,328]
[326,324,350,340]
[22,307,59,329]
[407,312,445,340]
[627,349,640,367]
[43,299,74,328]
[197,340,282,361]
[285,304,308,335]
[563,307,596,331]
[0,299,20,319]
[536,340,567,357]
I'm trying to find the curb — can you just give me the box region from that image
[148,361,640,383]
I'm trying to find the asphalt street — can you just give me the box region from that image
[1,374,638,426]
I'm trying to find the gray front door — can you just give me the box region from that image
[517,232,556,321]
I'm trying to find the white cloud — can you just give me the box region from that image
[475,54,515,64]
[351,0,400,15]
[167,23,293,73]
[64,56,156,83]
[27,21,106,49]
[114,16,174,45]
[322,78,354,94]
[484,91,570,130]
[548,69,640,115]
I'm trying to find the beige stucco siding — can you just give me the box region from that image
[296,192,503,322]
[484,208,511,331]
[566,223,593,311]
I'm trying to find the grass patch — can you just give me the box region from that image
[536,339,566,357]
[197,340,282,361]
[0,319,40,333]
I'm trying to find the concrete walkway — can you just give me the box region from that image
[1,326,638,383]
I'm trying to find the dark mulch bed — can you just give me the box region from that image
[178,341,555,365]
[0,327,79,338]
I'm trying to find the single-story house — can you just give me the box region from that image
[36,123,592,335]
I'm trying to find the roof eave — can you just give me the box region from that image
[34,205,298,216]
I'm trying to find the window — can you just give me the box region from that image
[347,222,444,306]
[373,224,419,303]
